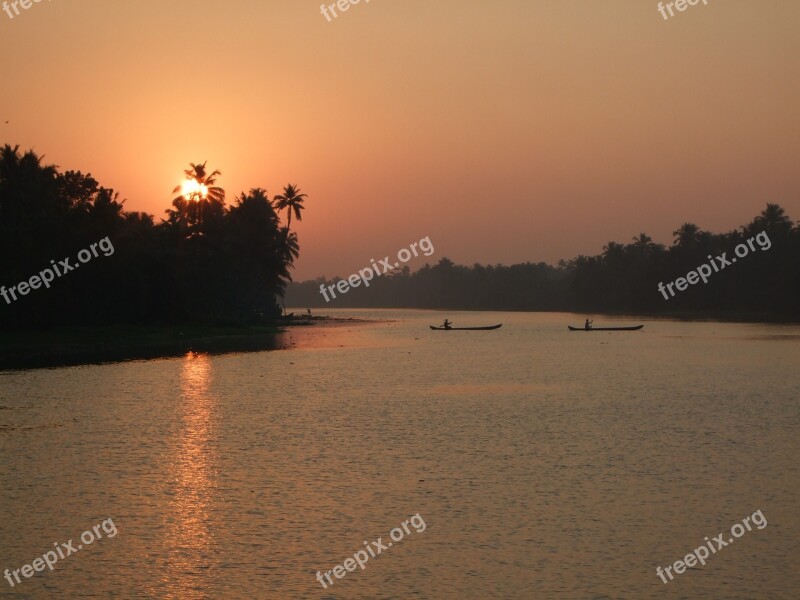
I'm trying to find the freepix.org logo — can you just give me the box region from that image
[2,0,52,21]
[315,514,426,589]
[319,236,434,302]
[4,518,118,588]
[656,510,767,584]
[657,231,771,300]
[1,236,115,306]
[320,0,371,23]
[657,0,710,21]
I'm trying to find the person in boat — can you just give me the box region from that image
[584,319,593,330]
[443,319,452,330]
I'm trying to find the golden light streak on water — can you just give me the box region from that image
[160,352,219,599]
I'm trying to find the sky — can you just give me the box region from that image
[2,0,799,280]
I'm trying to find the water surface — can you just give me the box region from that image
[1,310,798,598]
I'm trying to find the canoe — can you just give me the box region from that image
[568,325,643,331]
[430,324,502,331]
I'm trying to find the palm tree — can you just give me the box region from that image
[750,203,792,237]
[275,229,300,316]
[630,233,664,258]
[172,162,224,204]
[0,144,59,208]
[167,161,225,235]
[273,184,307,234]
[602,241,626,265]
[672,223,701,248]
[280,229,300,267]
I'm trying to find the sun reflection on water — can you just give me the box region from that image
[161,352,220,598]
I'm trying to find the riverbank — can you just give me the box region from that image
[0,316,368,370]
[300,305,799,324]
[568,308,800,324]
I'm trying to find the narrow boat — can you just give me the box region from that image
[429,324,502,331]
[568,325,643,331]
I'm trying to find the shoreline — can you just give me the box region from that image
[294,306,800,325]
[0,316,372,371]
[2,308,795,371]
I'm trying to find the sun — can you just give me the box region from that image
[180,179,209,201]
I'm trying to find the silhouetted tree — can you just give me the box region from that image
[288,204,798,320]
[0,146,306,329]
[273,184,307,235]
[167,161,226,237]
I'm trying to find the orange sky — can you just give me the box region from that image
[2,0,799,280]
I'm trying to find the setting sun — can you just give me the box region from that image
[180,179,208,201]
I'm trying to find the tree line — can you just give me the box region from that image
[0,145,307,330]
[287,204,799,319]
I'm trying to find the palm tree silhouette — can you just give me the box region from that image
[750,203,792,236]
[168,162,225,236]
[630,233,664,256]
[275,229,300,316]
[280,230,300,267]
[672,223,701,248]
[273,184,307,234]
[173,162,224,203]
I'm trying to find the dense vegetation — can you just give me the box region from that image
[3,142,795,328]
[288,205,799,319]
[0,145,305,330]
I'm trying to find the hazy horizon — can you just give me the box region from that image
[2,3,798,596]
[2,0,798,280]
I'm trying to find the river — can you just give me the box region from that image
[1,309,798,598]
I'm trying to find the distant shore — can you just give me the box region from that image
[288,305,800,324]
[565,308,800,324]
[0,316,369,370]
